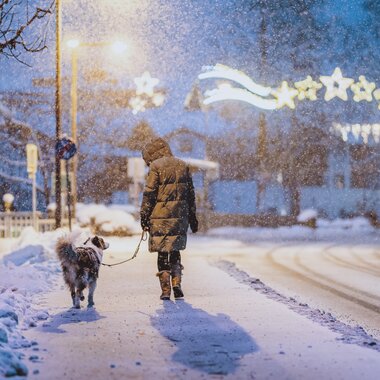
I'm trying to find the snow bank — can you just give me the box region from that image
[208,217,378,242]
[0,228,63,377]
[76,203,141,236]
[297,208,318,222]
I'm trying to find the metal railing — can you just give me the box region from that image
[0,212,70,238]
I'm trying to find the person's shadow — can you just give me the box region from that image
[39,308,105,334]
[151,301,258,375]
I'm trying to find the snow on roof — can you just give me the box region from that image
[181,157,219,170]
[181,157,220,180]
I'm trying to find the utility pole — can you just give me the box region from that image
[55,0,62,228]
[70,48,78,218]
[256,2,268,213]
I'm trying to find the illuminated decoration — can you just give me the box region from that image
[152,93,165,107]
[271,81,298,109]
[320,68,354,101]
[130,72,165,114]
[332,122,380,144]
[199,64,272,97]
[134,71,159,97]
[374,89,380,110]
[294,75,322,101]
[204,84,277,110]
[351,75,376,102]
[198,64,379,111]
[129,96,147,115]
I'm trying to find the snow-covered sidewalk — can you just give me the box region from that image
[19,235,380,380]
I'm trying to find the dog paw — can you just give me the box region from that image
[87,302,94,308]
[74,304,81,309]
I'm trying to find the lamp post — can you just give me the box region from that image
[66,39,127,217]
[2,193,14,212]
[55,0,62,229]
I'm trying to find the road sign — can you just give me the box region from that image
[26,143,38,177]
[56,137,77,160]
[26,143,38,229]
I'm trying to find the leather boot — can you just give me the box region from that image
[157,270,171,300]
[171,264,184,299]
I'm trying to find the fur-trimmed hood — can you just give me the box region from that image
[142,138,173,166]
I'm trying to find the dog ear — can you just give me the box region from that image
[91,236,101,248]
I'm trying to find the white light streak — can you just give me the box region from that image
[199,64,272,97]
[203,87,277,110]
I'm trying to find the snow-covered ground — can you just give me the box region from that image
[0,207,379,378]
[0,227,61,377]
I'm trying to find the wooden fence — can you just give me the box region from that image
[0,212,70,238]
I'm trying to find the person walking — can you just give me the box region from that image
[140,137,198,300]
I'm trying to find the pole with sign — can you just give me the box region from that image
[26,143,38,230]
[56,137,77,231]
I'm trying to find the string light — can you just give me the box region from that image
[129,96,147,114]
[203,86,277,110]
[198,64,271,97]
[320,68,354,101]
[332,122,380,144]
[374,89,380,110]
[271,81,298,109]
[198,64,379,111]
[134,71,159,97]
[350,75,376,102]
[294,75,322,101]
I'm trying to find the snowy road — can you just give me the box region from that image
[216,240,380,339]
[22,233,380,380]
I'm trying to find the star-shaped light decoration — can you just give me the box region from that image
[351,75,376,102]
[320,67,354,101]
[271,81,298,109]
[294,75,322,101]
[129,96,147,115]
[134,71,159,97]
[152,93,165,107]
[374,89,380,110]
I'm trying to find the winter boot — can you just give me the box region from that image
[157,270,171,300]
[171,264,184,299]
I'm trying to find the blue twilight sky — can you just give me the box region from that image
[0,0,378,144]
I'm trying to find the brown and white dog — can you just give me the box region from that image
[56,235,109,309]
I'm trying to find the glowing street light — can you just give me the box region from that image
[66,38,80,49]
[66,38,128,217]
[111,40,128,55]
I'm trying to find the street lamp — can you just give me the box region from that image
[66,38,128,216]
[55,0,62,229]
[2,193,14,212]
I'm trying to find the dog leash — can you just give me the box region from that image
[101,230,148,268]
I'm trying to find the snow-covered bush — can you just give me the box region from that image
[76,203,141,236]
[297,209,318,223]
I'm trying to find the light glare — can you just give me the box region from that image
[67,39,80,49]
[111,41,128,55]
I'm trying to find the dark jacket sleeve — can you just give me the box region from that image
[140,164,159,228]
[186,166,198,231]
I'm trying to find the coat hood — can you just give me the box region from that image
[142,138,173,165]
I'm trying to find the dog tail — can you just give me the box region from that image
[56,234,78,264]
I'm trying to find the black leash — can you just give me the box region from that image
[101,230,148,268]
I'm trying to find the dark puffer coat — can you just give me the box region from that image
[140,138,197,253]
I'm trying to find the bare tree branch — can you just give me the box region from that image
[0,0,54,62]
